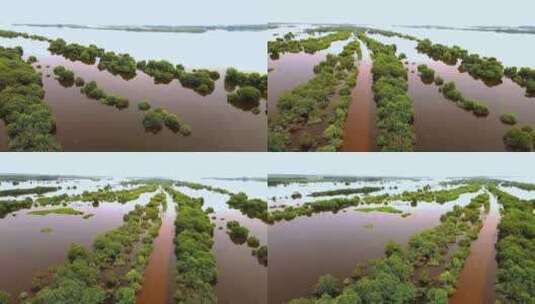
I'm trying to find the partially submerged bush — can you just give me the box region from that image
[138,100,151,111]
[500,113,517,125]
[503,127,533,151]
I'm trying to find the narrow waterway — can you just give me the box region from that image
[450,193,500,304]
[342,42,377,151]
[137,192,176,304]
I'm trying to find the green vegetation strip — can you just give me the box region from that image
[0,186,59,197]
[28,207,84,216]
[0,46,60,151]
[289,193,490,303]
[27,192,166,303]
[270,183,480,223]
[360,32,415,151]
[488,186,535,303]
[354,206,403,214]
[35,184,158,206]
[225,220,267,266]
[166,187,217,303]
[0,197,33,218]
[309,186,383,197]
[227,192,269,222]
[268,31,353,58]
[269,38,361,151]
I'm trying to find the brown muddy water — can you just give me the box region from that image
[268,193,477,304]
[0,194,154,301]
[177,187,268,304]
[268,52,326,118]
[371,34,535,151]
[342,40,378,152]
[1,48,266,151]
[137,193,176,304]
[450,193,500,304]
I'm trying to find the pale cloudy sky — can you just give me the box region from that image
[0,153,534,179]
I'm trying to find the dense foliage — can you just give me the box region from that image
[416,39,504,86]
[0,197,33,218]
[225,68,267,97]
[269,38,361,151]
[52,65,75,86]
[268,31,352,58]
[142,108,191,136]
[80,81,130,109]
[227,192,269,222]
[500,113,517,125]
[488,187,535,303]
[166,187,217,304]
[502,126,535,151]
[360,33,414,151]
[0,46,60,151]
[0,186,59,197]
[177,68,219,96]
[309,186,383,197]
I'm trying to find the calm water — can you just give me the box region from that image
[450,193,500,304]
[268,190,477,303]
[0,38,266,151]
[0,191,154,301]
[2,24,267,72]
[370,34,535,151]
[177,186,267,304]
[380,25,535,68]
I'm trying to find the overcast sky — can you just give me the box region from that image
[269,0,534,26]
[1,1,531,27]
[0,153,534,179]
[0,0,267,25]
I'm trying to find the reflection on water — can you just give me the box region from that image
[0,44,267,151]
[268,192,476,303]
[2,25,267,72]
[137,192,176,304]
[450,193,500,304]
[370,34,535,151]
[0,194,153,300]
[380,25,535,67]
[178,186,267,304]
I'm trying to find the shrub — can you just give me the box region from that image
[314,274,341,297]
[247,236,260,248]
[74,77,85,87]
[142,108,166,132]
[503,127,532,151]
[500,113,517,125]
[138,100,151,111]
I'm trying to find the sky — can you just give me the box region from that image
[0,0,268,25]
[0,153,534,179]
[1,1,531,27]
[269,0,534,26]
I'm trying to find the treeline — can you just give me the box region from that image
[288,193,490,303]
[416,39,504,86]
[225,220,268,266]
[0,46,60,151]
[359,33,415,151]
[309,186,383,197]
[0,186,59,197]
[504,66,535,97]
[396,183,481,204]
[27,192,166,303]
[268,31,352,58]
[166,187,218,303]
[269,39,361,151]
[0,197,33,218]
[174,181,232,195]
[226,192,269,222]
[142,107,191,136]
[35,184,158,206]
[488,187,535,303]
[225,67,267,113]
